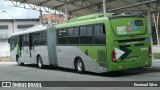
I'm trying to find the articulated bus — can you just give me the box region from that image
[9,13,152,73]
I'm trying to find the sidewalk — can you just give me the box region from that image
[152,45,160,53]
[153,59,160,63]
[0,62,16,64]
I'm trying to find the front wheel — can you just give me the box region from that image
[75,59,85,74]
[37,56,44,69]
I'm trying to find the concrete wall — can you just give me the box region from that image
[0,40,10,57]
[0,19,39,57]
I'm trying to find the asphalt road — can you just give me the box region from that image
[0,60,160,90]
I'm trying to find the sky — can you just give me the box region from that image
[0,0,40,19]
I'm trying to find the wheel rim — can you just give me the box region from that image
[77,60,82,71]
[18,58,20,65]
[38,58,42,67]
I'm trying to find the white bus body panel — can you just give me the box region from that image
[34,46,49,65]
[57,46,107,73]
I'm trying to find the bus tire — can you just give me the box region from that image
[37,56,44,69]
[75,58,85,74]
[17,56,24,66]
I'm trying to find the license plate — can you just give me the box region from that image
[129,57,137,61]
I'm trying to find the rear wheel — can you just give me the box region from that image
[17,57,24,66]
[37,56,44,69]
[75,58,85,74]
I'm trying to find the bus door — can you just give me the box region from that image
[29,33,35,63]
[23,34,30,63]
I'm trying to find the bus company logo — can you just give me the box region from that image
[2,82,12,87]
[117,26,127,35]
[117,26,140,35]
[126,26,140,31]
[127,21,140,31]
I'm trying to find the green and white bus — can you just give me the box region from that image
[9,13,152,73]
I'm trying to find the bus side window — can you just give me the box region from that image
[87,25,93,36]
[14,36,18,47]
[94,25,99,35]
[68,28,74,36]
[74,27,79,36]
[43,31,47,45]
[10,36,18,51]
[67,27,79,45]
[23,34,29,46]
[38,31,42,45]
[80,26,86,36]
[99,24,106,35]
[79,26,93,44]
[33,33,38,46]
[68,28,73,44]
[39,31,47,45]
[86,25,93,44]
[73,27,79,44]
[94,24,105,35]
[93,24,106,45]
[57,29,67,44]
[10,37,14,51]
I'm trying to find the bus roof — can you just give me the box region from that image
[10,25,47,37]
[68,13,143,22]
[69,13,114,22]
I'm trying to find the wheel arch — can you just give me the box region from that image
[16,54,19,62]
[36,54,41,63]
[74,56,85,69]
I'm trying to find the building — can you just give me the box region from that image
[0,18,39,57]
[42,14,65,24]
